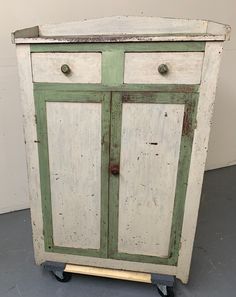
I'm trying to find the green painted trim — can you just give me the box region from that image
[35,90,104,102]
[35,87,199,264]
[30,42,205,53]
[51,246,104,257]
[34,90,110,258]
[102,50,124,85]
[108,93,123,258]
[108,91,199,266]
[168,93,199,263]
[108,251,174,265]
[100,93,111,257]
[121,92,193,104]
[34,83,200,93]
[34,92,53,250]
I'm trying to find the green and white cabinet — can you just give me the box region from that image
[13,16,230,284]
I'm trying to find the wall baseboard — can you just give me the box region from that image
[205,161,236,171]
[0,202,30,215]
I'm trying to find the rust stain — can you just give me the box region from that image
[182,105,192,136]
[122,93,130,102]
[176,85,196,93]
[110,164,120,175]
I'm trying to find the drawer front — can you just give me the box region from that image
[31,53,101,83]
[124,52,204,84]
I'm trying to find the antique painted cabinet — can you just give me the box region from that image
[13,17,230,285]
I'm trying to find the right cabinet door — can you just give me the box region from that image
[109,92,198,266]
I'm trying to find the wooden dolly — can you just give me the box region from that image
[43,261,175,296]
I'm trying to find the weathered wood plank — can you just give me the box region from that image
[39,16,208,36]
[34,83,200,93]
[12,17,230,44]
[118,103,184,257]
[11,26,39,43]
[47,102,102,249]
[16,45,45,264]
[64,264,152,283]
[176,42,224,283]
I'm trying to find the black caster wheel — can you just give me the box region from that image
[51,271,72,282]
[157,285,174,297]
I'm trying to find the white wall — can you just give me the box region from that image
[0,0,235,213]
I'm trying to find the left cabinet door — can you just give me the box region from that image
[34,90,110,258]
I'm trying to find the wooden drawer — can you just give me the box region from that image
[31,53,101,83]
[124,52,204,84]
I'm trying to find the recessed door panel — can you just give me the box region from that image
[35,91,110,258]
[118,103,184,257]
[109,92,198,265]
[47,102,101,249]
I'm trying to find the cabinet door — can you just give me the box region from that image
[109,92,198,265]
[35,91,110,258]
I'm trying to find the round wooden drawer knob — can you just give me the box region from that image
[61,64,71,75]
[158,64,169,75]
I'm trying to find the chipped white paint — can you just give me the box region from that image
[16,43,178,278]
[124,52,204,84]
[31,53,101,83]
[176,42,224,283]
[47,102,102,249]
[39,16,208,36]
[14,17,230,284]
[16,45,44,264]
[12,17,230,44]
[118,103,184,257]
[14,34,228,44]
[206,21,231,40]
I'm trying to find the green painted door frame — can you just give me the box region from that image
[34,88,198,266]
[34,90,111,258]
[108,92,198,266]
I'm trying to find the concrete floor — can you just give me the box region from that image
[0,165,236,297]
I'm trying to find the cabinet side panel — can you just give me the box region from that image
[46,102,101,249]
[177,42,224,283]
[118,103,184,257]
[16,45,45,263]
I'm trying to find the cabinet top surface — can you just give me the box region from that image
[12,16,231,44]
